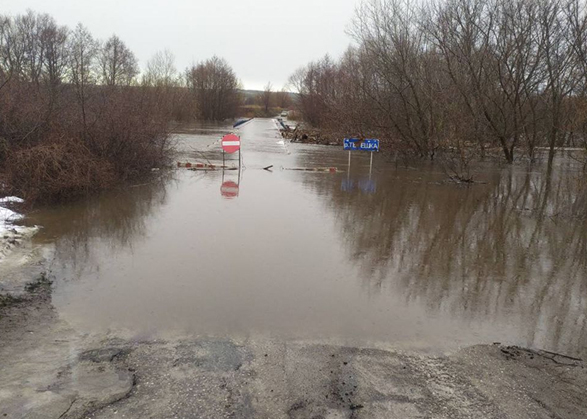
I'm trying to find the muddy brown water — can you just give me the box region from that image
[26,118,587,357]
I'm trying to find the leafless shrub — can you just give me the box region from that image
[6,140,116,202]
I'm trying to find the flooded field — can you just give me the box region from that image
[27,119,587,357]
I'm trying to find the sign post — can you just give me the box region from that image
[343,138,379,177]
[221,133,242,199]
[348,150,351,177]
[221,133,241,173]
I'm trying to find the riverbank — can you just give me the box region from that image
[280,123,341,146]
[278,124,587,168]
[1,271,586,418]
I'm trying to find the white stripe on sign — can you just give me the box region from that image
[222,141,240,146]
[222,186,239,193]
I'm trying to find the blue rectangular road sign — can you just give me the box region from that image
[343,138,379,151]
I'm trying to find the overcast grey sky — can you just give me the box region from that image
[0,0,360,90]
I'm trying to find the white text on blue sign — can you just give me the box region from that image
[343,138,380,152]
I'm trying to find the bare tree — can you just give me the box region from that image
[352,0,444,159]
[15,11,43,85]
[262,81,272,113]
[99,35,138,86]
[68,23,98,137]
[288,55,338,127]
[275,88,292,109]
[185,56,241,120]
[0,14,24,91]
[39,17,69,90]
[143,49,177,87]
[566,0,587,159]
[0,15,15,92]
[538,0,580,165]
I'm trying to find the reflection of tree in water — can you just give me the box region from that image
[33,174,175,277]
[302,163,587,357]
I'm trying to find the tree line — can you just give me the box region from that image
[289,0,587,169]
[0,10,242,202]
[236,82,292,118]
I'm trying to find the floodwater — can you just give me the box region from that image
[27,118,587,357]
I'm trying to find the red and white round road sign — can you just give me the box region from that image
[222,134,240,154]
[220,181,239,199]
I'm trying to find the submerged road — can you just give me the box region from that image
[2,281,587,419]
[1,119,587,418]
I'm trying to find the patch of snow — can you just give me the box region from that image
[0,197,39,263]
[1,206,23,225]
[0,196,25,204]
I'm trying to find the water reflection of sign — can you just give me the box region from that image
[344,138,379,151]
[358,179,376,193]
[220,181,239,199]
[341,179,354,192]
[341,178,377,194]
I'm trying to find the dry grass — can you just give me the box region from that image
[6,140,116,203]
